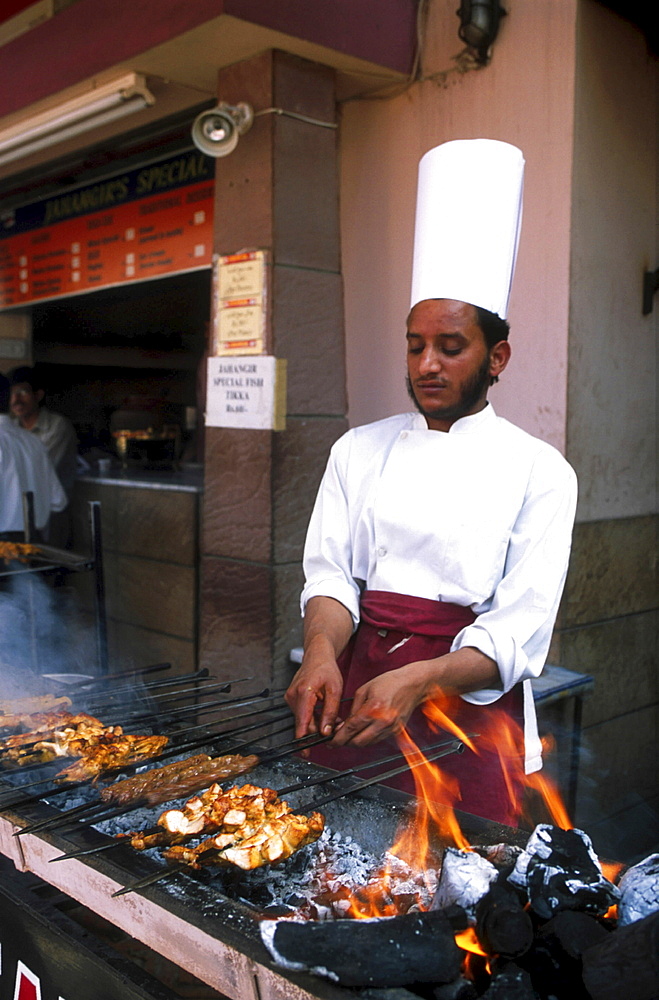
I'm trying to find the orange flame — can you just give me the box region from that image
[392,725,472,863]
[425,693,574,830]
[454,927,487,957]
[311,693,598,924]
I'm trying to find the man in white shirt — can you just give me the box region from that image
[8,366,78,547]
[285,140,578,825]
[0,374,67,542]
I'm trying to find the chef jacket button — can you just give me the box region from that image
[377,546,387,557]
[400,431,408,439]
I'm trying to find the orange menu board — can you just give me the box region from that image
[0,148,215,309]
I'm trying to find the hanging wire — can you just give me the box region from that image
[339,0,484,106]
[254,107,338,129]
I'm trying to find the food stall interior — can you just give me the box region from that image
[30,268,210,467]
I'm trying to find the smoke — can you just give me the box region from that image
[0,572,97,698]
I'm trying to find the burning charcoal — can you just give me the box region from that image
[475,843,523,871]
[479,961,536,999]
[617,853,659,926]
[581,910,659,1000]
[508,824,620,919]
[474,882,534,958]
[260,910,464,988]
[537,909,611,959]
[514,911,610,1000]
[431,847,498,921]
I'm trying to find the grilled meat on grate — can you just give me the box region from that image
[0,698,73,730]
[163,806,325,870]
[99,753,260,807]
[2,713,109,759]
[53,733,170,783]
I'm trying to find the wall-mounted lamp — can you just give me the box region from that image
[0,73,156,169]
[191,102,254,158]
[191,102,337,158]
[456,0,507,65]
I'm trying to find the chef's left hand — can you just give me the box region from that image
[330,663,430,747]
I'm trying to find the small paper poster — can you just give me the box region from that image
[205,355,287,430]
[212,250,267,355]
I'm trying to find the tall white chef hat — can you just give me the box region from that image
[410,138,525,319]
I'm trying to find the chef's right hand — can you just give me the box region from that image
[284,659,344,743]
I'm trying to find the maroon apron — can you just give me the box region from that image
[308,590,525,826]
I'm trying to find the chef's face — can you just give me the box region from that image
[9,383,42,423]
[405,299,510,431]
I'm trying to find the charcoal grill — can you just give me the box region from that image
[0,745,528,1000]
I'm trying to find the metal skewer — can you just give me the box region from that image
[1,689,271,801]
[48,718,303,857]
[49,734,466,864]
[7,702,294,823]
[111,737,467,897]
[0,681,237,757]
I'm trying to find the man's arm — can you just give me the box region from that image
[331,646,501,747]
[284,596,354,739]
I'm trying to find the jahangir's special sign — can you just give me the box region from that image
[0,149,215,308]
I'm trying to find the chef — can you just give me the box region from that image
[285,139,578,826]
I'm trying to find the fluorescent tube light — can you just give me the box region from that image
[0,73,155,168]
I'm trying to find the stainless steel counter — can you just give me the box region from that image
[77,464,204,494]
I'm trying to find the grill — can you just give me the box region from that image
[0,669,524,1000]
[1,669,655,1000]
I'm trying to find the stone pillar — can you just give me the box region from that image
[199,50,347,690]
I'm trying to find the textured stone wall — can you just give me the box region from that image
[199,51,348,691]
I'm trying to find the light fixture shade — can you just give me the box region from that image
[191,103,254,158]
[0,73,155,168]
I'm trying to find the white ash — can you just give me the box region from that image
[617,853,659,926]
[431,847,498,920]
[223,825,440,919]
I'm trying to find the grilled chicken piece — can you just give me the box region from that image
[53,733,169,783]
[1,713,107,757]
[124,782,281,851]
[99,753,259,808]
[163,809,325,870]
[0,541,40,563]
[0,696,72,729]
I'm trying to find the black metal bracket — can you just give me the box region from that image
[642,267,659,315]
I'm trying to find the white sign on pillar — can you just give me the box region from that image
[205,355,287,430]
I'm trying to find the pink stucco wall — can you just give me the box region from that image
[339,0,578,453]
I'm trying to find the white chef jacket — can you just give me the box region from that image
[0,415,67,533]
[301,404,578,772]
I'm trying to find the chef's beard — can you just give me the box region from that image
[406,354,491,425]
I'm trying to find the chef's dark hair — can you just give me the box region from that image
[474,306,510,349]
[7,365,43,391]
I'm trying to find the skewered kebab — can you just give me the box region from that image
[0,541,40,563]
[100,752,260,808]
[124,781,325,871]
[53,732,170,783]
[1,713,110,759]
[123,781,284,850]
[0,696,72,730]
[1,708,168,781]
[3,699,290,819]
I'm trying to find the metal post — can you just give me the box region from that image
[21,491,36,543]
[21,492,39,672]
[89,500,109,676]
